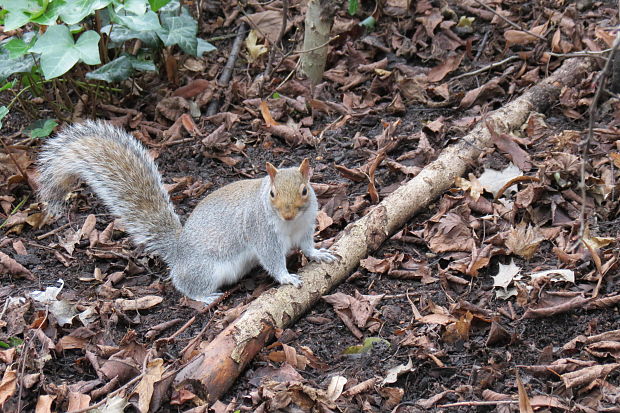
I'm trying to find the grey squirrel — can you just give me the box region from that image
[37,121,336,303]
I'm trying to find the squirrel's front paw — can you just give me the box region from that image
[275,272,303,288]
[310,248,337,263]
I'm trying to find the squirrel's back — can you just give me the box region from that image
[37,121,181,261]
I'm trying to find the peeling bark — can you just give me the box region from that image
[173,57,595,402]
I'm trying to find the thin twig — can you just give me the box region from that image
[207,22,249,116]
[36,223,71,240]
[451,55,520,81]
[264,0,289,82]
[474,30,490,62]
[438,400,517,408]
[472,0,546,41]
[548,48,612,59]
[293,35,340,54]
[578,35,620,241]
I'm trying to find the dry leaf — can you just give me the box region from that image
[326,376,347,401]
[381,358,414,385]
[245,30,268,63]
[493,259,521,290]
[505,223,544,259]
[0,369,17,407]
[115,296,163,311]
[0,251,35,280]
[35,395,56,413]
[516,372,534,413]
[134,358,164,413]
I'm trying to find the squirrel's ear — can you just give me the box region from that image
[299,158,310,179]
[266,162,278,181]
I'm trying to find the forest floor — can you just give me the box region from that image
[1,0,620,412]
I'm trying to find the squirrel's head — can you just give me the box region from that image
[266,159,311,221]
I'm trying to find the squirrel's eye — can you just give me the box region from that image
[301,186,308,196]
[270,190,275,198]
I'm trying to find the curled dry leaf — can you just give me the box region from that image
[0,369,17,407]
[561,363,620,389]
[67,392,91,411]
[134,358,165,413]
[455,173,483,201]
[0,251,35,280]
[516,371,534,413]
[326,376,347,401]
[35,394,56,413]
[381,357,414,386]
[245,30,268,63]
[505,222,544,259]
[240,10,284,43]
[115,295,164,311]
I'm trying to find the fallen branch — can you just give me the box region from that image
[173,57,594,402]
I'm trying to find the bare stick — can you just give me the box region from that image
[207,22,249,116]
[578,34,620,240]
[451,55,520,81]
[439,400,516,408]
[472,0,546,41]
[263,0,289,82]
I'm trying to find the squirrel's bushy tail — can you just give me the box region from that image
[37,120,182,262]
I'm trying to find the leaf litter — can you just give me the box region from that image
[1,0,619,411]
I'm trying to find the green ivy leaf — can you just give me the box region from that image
[117,0,146,15]
[30,25,101,79]
[86,54,155,82]
[129,57,156,72]
[31,0,66,25]
[148,0,171,12]
[348,0,359,16]
[115,10,161,31]
[0,106,8,130]
[86,54,132,82]
[102,24,159,47]
[75,30,101,64]
[4,37,32,58]
[196,38,216,56]
[58,0,111,25]
[157,11,197,55]
[24,119,58,138]
[0,44,35,81]
[0,0,45,31]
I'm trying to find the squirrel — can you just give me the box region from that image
[36,120,336,303]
